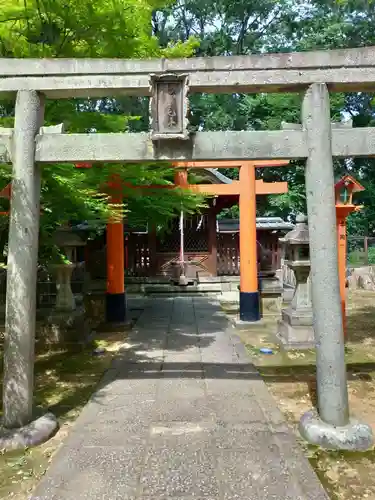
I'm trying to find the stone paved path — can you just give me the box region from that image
[32,297,328,500]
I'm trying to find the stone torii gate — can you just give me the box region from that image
[1,46,375,451]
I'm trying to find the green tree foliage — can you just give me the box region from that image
[0,0,199,57]
[152,0,375,233]
[3,0,375,242]
[0,0,202,262]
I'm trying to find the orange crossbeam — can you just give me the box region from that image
[188,180,287,195]
[122,180,287,196]
[256,180,288,194]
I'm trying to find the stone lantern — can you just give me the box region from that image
[45,227,88,343]
[52,227,86,311]
[277,214,314,349]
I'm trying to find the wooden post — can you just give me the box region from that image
[3,91,44,428]
[106,175,126,323]
[208,204,218,276]
[148,225,157,276]
[364,236,369,265]
[239,162,260,321]
[337,216,347,335]
[174,170,188,188]
[174,170,188,284]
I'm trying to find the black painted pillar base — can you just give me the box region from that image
[105,292,127,323]
[239,291,261,322]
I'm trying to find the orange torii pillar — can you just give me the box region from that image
[239,162,260,322]
[173,159,290,322]
[106,175,126,323]
[174,169,188,187]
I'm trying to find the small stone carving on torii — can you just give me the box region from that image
[149,73,190,141]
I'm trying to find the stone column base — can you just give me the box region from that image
[0,412,58,451]
[300,409,374,451]
[42,307,89,344]
[277,319,315,350]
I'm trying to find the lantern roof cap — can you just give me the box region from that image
[334,174,365,193]
[280,213,309,245]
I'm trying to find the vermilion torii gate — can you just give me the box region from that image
[104,159,288,323]
[173,160,289,322]
[1,46,375,451]
[0,159,289,324]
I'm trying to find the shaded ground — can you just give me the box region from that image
[238,290,375,500]
[30,297,327,500]
[0,327,130,499]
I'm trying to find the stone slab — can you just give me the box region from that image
[31,297,329,500]
[3,46,375,98]
[7,128,373,165]
[277,319,315,350]
[3,46,375,77]
[281,307,314,326]
[231,317,270,330]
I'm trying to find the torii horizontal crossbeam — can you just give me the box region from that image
[2,128,375,163]
[173,160,290,169]
[1,46,375,97]
[188,180,287,195]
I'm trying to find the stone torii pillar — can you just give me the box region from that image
[0,91,57,448]
[298,83,373,450]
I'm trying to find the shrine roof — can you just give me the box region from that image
[334,173,365,192]
[202,168,233,184]
[218,217,294,233]
[74,216,294,234]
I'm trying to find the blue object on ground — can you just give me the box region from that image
[259,347,274,354]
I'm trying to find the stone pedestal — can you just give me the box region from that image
[277,215,315,350]
[45,263,88,344]
[219,273,283,317]
[170,261,195,286]
[54,263,76,311]
[278,266,314,349]
[260,272,283,315]
[43,306,89,344]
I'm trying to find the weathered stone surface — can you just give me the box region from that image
[2,46,375,76]
[302,83,349,429]
[31,297,328,500]
[3,90,45,429]
[300,409,374,451]
[3,127,375,166]
[0,412,58,451]
[277,320,315,350]
[347,266,375,290]
[34,130,307,163]
[2,46,375,97]
[26,127,375,164]
[41,307,89,344]
[277,213,314,350]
